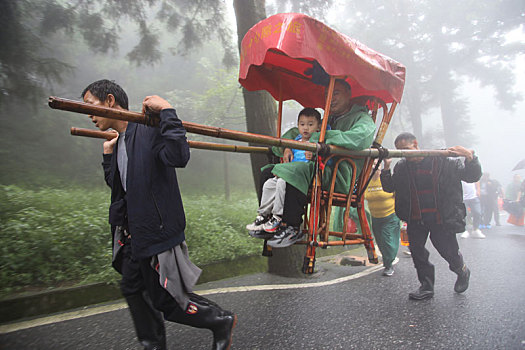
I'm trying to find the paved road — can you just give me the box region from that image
[1,223,524,349]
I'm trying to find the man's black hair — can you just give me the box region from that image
[298,107,322,124]
[335,79,351,93]
[81,79,129,110]
[394,132,417,146]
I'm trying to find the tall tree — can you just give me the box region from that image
[0,0,237,106]
[2,0,337,187]
[182,59,246,199]
[232,0,278,198]
[233,0,334,195]
[2,0,334,275]
[339,0,524,147]
[234,1,346,276]
[0,0,238,185]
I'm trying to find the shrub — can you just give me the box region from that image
[184,195,261,265]
[0,185,260,297]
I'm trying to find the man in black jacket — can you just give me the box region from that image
[82,80,236,350]
[381,132,482,300]
[82,80,166,350]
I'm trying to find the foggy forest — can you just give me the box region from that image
[0,0,524,297]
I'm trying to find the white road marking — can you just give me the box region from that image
[198,264,384,296]
[0,303,129,334]
[0,263,388,334]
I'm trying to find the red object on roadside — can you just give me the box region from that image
[400,222,409,246]
[508,214,525,226]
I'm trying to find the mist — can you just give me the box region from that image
[0,0,523,193]
[461,55,525,187]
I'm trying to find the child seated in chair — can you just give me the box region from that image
[246,108,323,245]
[266,80,376,248]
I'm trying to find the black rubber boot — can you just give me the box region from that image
[454,265,471,293]
[408,286,434,300]
[409,275,434,300]
[141,340,165,350]
[165,294,237,350]
[125,292,167,350]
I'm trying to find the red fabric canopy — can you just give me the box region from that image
[239,13,406,107]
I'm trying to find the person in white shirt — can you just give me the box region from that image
[460,181,485,239]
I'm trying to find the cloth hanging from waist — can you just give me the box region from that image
[151,242,202,310]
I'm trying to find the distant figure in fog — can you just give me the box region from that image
[506,174,522,201]
[460,181,485,239]
[519,180,525,207]
[381,132,482,300]
[479,173,502,228]
[504,175,525,227]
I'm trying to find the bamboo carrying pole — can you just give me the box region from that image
[70,127,116,140]
[51,96,456,159]
[70,127,270,154]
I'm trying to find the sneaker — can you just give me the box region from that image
[383,266,394,276]
[262,215,282,232]
[470,229,486,239]
[459,231,470,239]
[277,229,304,248]
[246,215,269,231]
[403,250,412,256]
[248,230,275,240]
[267,226,300,248]
[408,287,434,300]
[454,266,471,293]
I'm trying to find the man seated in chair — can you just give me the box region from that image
[265,79,376,248]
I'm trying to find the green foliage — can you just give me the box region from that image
[0,185,260,298]
[0,0,72,106]
[184,194,260,265]
[0,185,116,296]
[268,0,334,19]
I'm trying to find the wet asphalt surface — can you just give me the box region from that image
[1,222,524,350]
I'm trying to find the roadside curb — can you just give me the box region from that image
[0,283,121,325]
[1,247,365,325]
[0,254,268,325]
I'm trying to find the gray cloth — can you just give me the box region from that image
[112,225,126,264]
[258,176,286,216]
[151,242,202,310]
[117,132,128,192]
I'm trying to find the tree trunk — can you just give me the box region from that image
[439,93,456,147]
[405,87,424,143]
[432,37,467,148]
[436,69,468,148]
[233,0,305,276]
[440,92,468,148]
[267,244,306,276]
[233,0,277,200]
